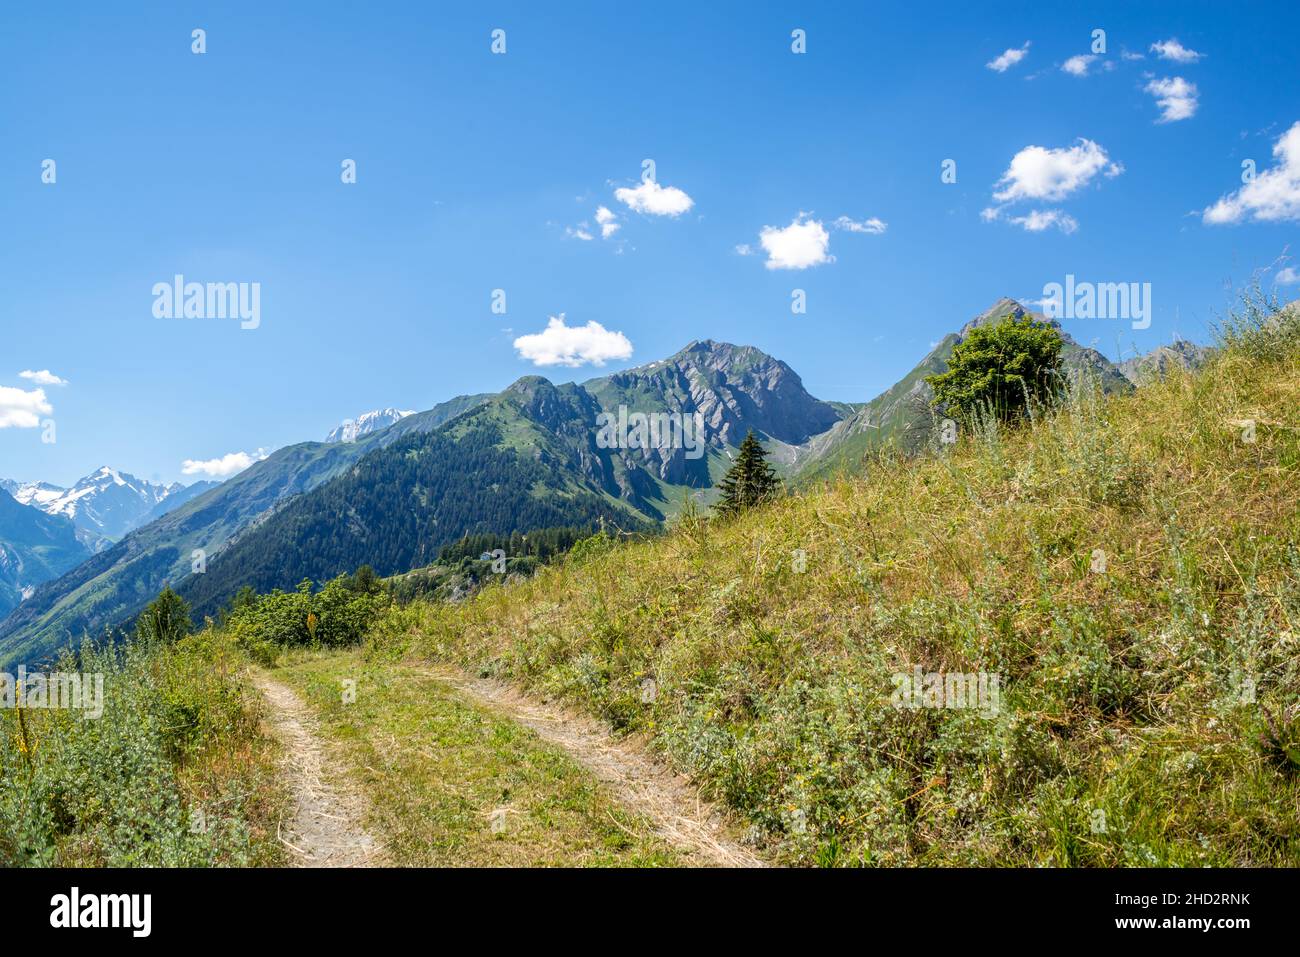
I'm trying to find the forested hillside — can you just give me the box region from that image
[180,418,646,619]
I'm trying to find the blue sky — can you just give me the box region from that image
[2,1,1298,487]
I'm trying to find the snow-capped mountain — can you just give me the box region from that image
[0,467,193,541]
[325,408,416,443]
[0,480,64,510]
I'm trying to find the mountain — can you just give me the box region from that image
[584,340,845,477]
[1,468,193,542]
[0,480,63,509]
[179,346,855,618]
[324,408,416,443]
[0,490,93,620]
[180,379,654,618]
[797,298,1134,479]
[139,480,221,524]
[1119,338,1212,384]
[0,393,498,666]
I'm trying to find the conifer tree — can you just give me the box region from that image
[714,430,781,516]
[134,586,193,644]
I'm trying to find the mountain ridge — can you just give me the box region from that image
[796,297,1134,479]
[1,467,194,542]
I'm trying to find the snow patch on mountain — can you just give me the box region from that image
[325,408,416,443]
[1,467,195,541]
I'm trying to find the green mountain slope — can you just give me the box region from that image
[180,378,652,618]
[0,393,490,666]
[0,491,93,620]
[180,343,852,619]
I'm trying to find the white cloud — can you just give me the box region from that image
[1204,122,1300,224]
[833,215,888,234]
[1145,76,1199,122]
[757,214,834,270]
[735,243,755,256]
[1062,54,1098,77]
[1150,38,1203,63]
[613,180,695,217]
[1121,49,1145,61]
[987,42,1030,73]
[1277,266,1300,285]
[181,449,268,479]
[1009,209,1079,234]
[595,205,620,238]
[0,385,53,429]
[980,206,1079,233]
[513,314,633,367]
[566,225,594,241]
[1021,295,1061,311]
[992,139,1123,203]
[18,369,68,387]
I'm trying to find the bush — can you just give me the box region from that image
[225,573,389,651]
[927,313,1063,424]
[0,631,283,866]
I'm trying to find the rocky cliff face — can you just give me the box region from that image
[1119,339,1212,384]
[583,339,846,483]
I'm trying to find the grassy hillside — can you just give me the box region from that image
[367,295,1300,866]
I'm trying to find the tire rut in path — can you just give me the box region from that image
[415,666,766,868]
[251,672,382,867]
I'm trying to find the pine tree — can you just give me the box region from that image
[715,430,781,516]
[134,586,192,644]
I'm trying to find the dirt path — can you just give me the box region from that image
[250,672,382,867]
[416,667,766,868]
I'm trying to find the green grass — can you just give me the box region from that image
[0,630,288,866]
[273,650,682,866]
[367,295,1300,866]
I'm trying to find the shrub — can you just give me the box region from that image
[0,632,283,866]
[927,313,1063,424]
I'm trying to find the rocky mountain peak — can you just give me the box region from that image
[325,408,416,443]
[586,340,840,448]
